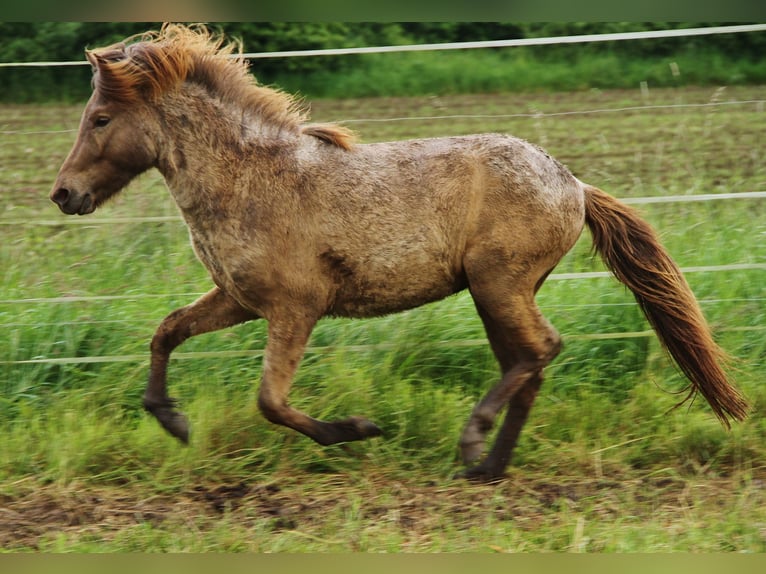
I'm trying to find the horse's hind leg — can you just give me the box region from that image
[144,287,255,443]
[257,316,383,445]
[461,368,545,481]
[458,290,561,481]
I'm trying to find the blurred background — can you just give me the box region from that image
[1,22,766,101]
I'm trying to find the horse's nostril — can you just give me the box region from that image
[51,187,70,206]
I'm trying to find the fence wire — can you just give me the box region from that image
[1,24,765,68]
[2,24,764,367]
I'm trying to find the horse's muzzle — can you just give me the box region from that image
[50,187,95,215]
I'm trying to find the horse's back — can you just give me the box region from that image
[307,132,582,220]
[335,132,586,263]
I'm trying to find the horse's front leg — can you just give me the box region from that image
[257,316,383,445]
[144,287,255,442]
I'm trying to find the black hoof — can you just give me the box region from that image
[347,416,383,439]
[459,440,485,466]
[315,416,383,445]
[145,399,190,444]
[454,464,507,484]
[158,409,190,444]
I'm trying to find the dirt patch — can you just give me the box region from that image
[2,471,761,550]
[0,487,170,549]
[0,480,300,549]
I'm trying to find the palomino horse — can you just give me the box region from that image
[50,24,748,480]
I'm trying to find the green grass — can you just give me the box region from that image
[268,49,766,100]
[4,44,765,104]
[0,85,765,551]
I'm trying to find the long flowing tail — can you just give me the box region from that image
[582,185,749,427]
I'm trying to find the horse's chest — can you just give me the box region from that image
[187,227,268,304]
[189,231,226,281]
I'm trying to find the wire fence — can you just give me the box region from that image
[4,98,765,139]
[2,24,765,367]
[2,262,765,308]
[6,324,766,367]
[1,23,765,68]
[4,190,766,228]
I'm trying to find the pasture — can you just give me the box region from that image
[1,85,765,551]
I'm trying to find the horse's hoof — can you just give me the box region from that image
[459,440,485,465]
[321,416,383,445]
[145,397,190,443]
[155,407,190,444]
[454,464,506,484]
[349,416,383,439]
[167,414,191,444]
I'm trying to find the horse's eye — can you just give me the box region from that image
[94,116,111,128]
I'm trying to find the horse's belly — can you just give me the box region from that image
[328,264,467,318]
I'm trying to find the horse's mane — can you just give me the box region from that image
[87,23,354,150]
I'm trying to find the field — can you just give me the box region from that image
[1,85,765,552]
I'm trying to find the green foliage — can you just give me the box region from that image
[1,23,765,102]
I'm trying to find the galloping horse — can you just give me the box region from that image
[50,24,748,480]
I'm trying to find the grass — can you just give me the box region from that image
[270,49,766,100]
[0,84,765,552]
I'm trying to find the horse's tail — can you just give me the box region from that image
[582,184,749,427]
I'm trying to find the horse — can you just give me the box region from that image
[50,24,748,481]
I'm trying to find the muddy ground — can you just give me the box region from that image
[2,472,764,551]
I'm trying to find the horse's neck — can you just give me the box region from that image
[155,93,294,218]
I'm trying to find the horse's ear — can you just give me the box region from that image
[85,43,128,71]
[85,50,98,70]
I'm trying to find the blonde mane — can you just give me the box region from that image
[87,23,354,149]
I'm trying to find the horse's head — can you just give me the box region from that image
[50,46,160,215]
